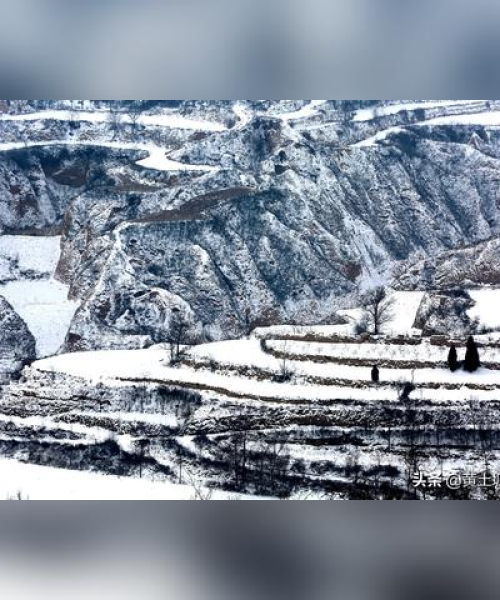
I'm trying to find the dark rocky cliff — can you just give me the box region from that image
[0,296,36,382]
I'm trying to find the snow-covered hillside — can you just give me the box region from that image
[0,236,78,357]
[2,313,500,499]
[468,289,500,330]
[2,100,500,499]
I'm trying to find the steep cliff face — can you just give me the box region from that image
[0,296,36,382]
[394,236,500,291]
[58,119,500,350]
[0,155,69,234]
[2,101,500,350]
[0,146,150,235]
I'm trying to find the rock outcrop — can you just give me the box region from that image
[394,236,500,291]
[413,290,475,337]
[0,296,36,383]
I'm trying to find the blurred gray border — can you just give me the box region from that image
[1,0,499,97]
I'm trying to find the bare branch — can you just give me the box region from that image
[359,286,395,335]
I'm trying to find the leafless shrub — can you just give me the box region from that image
[359,286,396,335]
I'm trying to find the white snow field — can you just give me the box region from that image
[423,111,500,128]
[338,291,424,335]
[33,347,401,402]
[0,140,219,173]
[355,107,500,147]
[32,335,500,405]
[0,109,227,132]
[255,291,424,340]
[233,102,252,129]
[354,127,405,148]
[0,235,60,278]
[134,146,218,172]
[253,323,354,340]
[263,338,500,366]
[272,100,328,121]
[352,100,484,122]
[0,458,246,500]
[0,236,79,357]
[389,291,426,333]
[468,288,500,330]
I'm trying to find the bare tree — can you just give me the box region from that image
[136,438,151,479]
[68,100,78,128]
[185,470,214,500]
[108,103,122,140]
[359,286,395,335]
[252,435,293,498]
[167,307,193,363]
[175,444,185,484]
[128,101,143,139]
[275,340,292,382]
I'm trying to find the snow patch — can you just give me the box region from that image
[0,109,227,132]
[0,458,243,500]
[0,235,60,277]
[468,289,500,330]
[0,236,79,357]
[352,101,483,123]
[423,111,500,128]
[354,127,405,147]
[338,291,424,335]
[273,100,328,122]
[0,140,219,173]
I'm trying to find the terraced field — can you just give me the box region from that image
[2,328,500,499]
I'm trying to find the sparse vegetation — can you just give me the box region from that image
[167,308,193,364]
[360,286,396,335]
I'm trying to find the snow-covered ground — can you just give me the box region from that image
[189,338,500,389]
[0,235,60,278]
[352,100,484,122]
[338,291,424,335]
[0,412,112,446]
[423,111,500,128]
[0,109,227,132]
[255,291,424,339]
[253,323,354,340]
[33,347,401,402]
[468,288,500,330]
[135,146,218,172]
[31,336,500,404]
[233,102,252,129]
[354,127,405,148]
[263,337,500,365]
[0,236,79,357]
[355,107,500,147]
[1,279,79,357]
[272,100,328,121]
[0,458,243,500]
[0,140,219,173]
[388,291,425,334]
